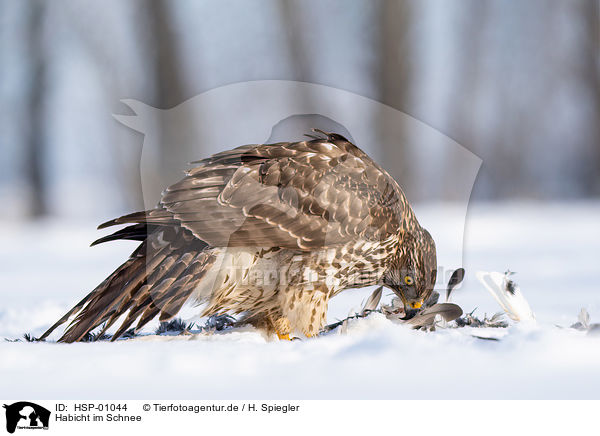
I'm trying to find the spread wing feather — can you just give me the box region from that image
[40,228,213,342]
[102,132,408,250]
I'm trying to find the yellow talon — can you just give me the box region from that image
[277,333,291,340]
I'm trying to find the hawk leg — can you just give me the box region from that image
[272,316,292,341]
[282,288,329,338]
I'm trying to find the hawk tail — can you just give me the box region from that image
[40,226,214,343]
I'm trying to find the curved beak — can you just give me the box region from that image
[401,299,424,320]
[389,286,424,319]
[401,308,418,320]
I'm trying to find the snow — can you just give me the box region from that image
[1,202,599,399]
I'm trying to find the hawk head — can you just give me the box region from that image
[383,227,437,317]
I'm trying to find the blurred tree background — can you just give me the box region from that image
[1,0,598,219]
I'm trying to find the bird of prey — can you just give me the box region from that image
[41,130,437,342]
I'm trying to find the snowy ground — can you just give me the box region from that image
[1,202,599,399]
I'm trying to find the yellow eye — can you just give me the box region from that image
[404,276,414,286]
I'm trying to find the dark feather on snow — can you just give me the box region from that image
[2,333,41,343]
[120,328,138,339]
[503,270,518,295]
[455,310,508,328]
[81,330,111,342]
[505,279,517,295]
[472,335,500,341]
[424,291,439,308]
[204,314,237,331]
[155,318,194,335]
[446,268,465,302]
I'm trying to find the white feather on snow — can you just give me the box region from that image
[476,271,536,322]
[1,202,599,399]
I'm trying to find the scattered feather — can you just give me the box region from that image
[399,303,463,330]
[361,286,383,315]
[446,268,465,302]
[204,314,236,331]
[380,297,403,317]
[340,319,348,335]
[424,291,439,308]
[455,310,508,328]
[120,328,138,339]
[569,308,599,336]
[472,335,501,341]
[321,313,367,333]
[155,318,193,335]
[81,330,111,342]
[578,308,590,329]
[476,271,535,322]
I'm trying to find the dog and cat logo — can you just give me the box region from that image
[2,402,50,433]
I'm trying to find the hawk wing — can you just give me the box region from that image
[101,131,409,249]
[40,227,215,343]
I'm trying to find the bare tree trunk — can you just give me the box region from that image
[275,0,318,123]
[145,0,189,191]
[377,0,413,194]
[24,1,46,217]
[276,0,311,82]
[442,2,489,199]
[147,0,186,109]
[583,0,600,195]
